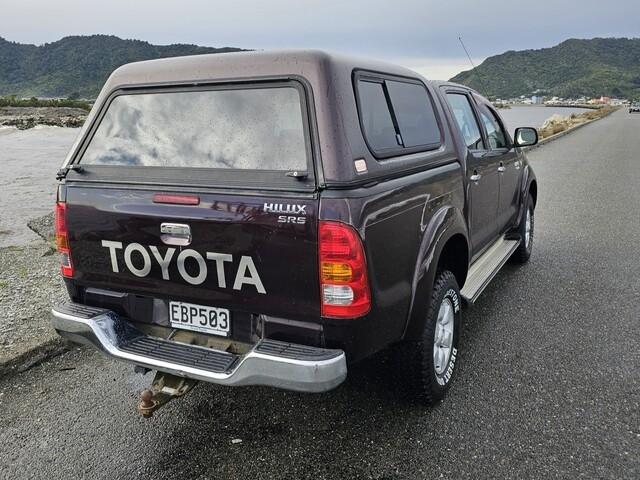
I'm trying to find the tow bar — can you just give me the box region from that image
[137,371,198,418]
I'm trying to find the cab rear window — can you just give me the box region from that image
[79,85,309,172]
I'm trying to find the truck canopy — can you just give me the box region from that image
[62,50,454,188]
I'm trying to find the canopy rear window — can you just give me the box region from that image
[79,85,309,173]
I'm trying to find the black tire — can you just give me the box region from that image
[510,193,534,264]
[396,270,462,404]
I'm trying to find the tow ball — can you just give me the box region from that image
[137,370,198,418]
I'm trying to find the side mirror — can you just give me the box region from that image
[513,127,538,147]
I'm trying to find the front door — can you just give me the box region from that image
[444,91,500,255]
[475,100,521,231]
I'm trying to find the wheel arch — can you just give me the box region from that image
[437,233,469,288]
[529,178,538,208]
[401,206,469,341]
[514,165,537,228]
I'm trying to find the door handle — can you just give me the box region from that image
[470,171,482,182]
[160,223,192,246]
[498,162,506,173]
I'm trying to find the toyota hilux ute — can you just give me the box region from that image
[51,51,539,415]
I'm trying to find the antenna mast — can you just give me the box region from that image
[458,35,487,96]
[458,36,477,70]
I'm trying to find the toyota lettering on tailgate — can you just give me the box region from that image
[100,241,266,293]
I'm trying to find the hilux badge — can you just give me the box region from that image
[263,203,307,215]
[263,203,308,225]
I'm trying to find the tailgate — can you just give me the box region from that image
[66,186,320,323]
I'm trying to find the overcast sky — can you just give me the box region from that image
[4,1,639,79]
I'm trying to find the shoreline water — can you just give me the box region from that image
[0,104,609,131]
[498,105,615,138]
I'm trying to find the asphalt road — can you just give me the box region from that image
[1,110,638,479]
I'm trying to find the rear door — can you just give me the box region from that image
[444,91,500,254]
[62,80,321,338]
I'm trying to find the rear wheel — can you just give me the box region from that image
[510,193,534,264]
[396,270,462,404]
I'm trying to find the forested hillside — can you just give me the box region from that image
[451,37,640,99]
[0,35,244,98]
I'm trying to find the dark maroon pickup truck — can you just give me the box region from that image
[51,50,538,415]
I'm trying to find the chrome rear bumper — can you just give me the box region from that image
[51,303,347,393]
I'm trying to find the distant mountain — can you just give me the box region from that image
[0,35,245,98]
[450,37,640,100]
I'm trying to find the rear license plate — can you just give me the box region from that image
[169,301,230,337]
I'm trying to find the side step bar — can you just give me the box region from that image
[51,302,347,393]
[460,236,520,303]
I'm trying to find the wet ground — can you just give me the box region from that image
[1,111,639,479]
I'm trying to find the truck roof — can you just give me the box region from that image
[104,49,426,89]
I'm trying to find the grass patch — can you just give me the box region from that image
[0,95,91,111]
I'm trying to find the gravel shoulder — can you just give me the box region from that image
[0,126,76,374]
[0,239,67,374]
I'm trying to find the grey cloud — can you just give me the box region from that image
[3,1,639,64]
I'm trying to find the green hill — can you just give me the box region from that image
[450,37,640,100]
[0,35,244,98]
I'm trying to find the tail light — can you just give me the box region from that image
[319,221,371,318]
[55,202,74,277]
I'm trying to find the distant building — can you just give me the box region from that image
[531,95,544,104]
